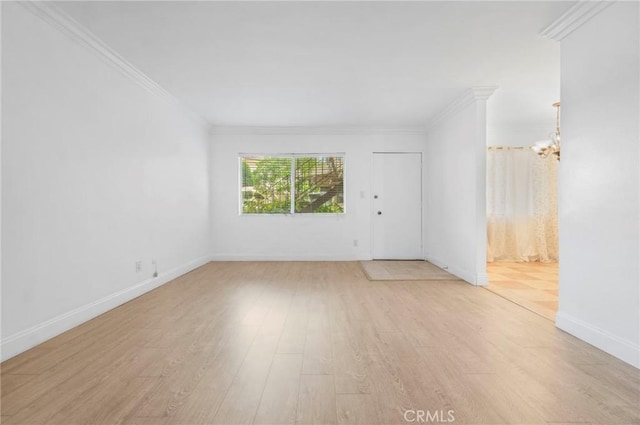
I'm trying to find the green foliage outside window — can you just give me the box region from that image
[241,155,344,214]
[242,157,291,214]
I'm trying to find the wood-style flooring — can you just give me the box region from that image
[1,261,638,425]
[486,262,559,321]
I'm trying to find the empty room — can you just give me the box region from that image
[1,1,639,425]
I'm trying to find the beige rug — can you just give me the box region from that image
[360,260,459,281]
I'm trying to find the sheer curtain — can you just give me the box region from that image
[487,148,558,262]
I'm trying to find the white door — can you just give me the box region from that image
[372,152,422,259]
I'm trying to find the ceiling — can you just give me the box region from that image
[56,1,571,129]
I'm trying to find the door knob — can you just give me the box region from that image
[377,211,382,215]
[374,195,378,199]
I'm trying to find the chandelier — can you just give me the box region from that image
[532,102,561,161]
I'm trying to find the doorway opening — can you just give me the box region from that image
[484,144,559,321]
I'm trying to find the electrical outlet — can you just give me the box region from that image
[135,261,142,273]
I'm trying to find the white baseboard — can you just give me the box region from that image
[210,254,363,261]
[425,256,478,285]
[448,264,477,285]
[556,311,640,369]
[425,255,447,271]
[475,272,489,286]
[0,255,211,362]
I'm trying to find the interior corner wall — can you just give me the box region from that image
[556,1,640,368]
[209,132,426,261]
[1,3,211,361]
[424,101,487,285]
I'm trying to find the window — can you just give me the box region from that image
[240,154,344,214]
[241,156,291,214]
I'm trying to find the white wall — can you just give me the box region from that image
[210,131,426,260]
[424,90,492,285]
[487,122,556,147]
[1,2,211,360]
[556,2,639,368]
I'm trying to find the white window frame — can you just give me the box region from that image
[238,153,346,216]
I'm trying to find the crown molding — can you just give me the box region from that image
[210,126,427,136]
[539,1,614,42]
[470,86,498,101]
[427,86,498,131]
[19,1,209,127]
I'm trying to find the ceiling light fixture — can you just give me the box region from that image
[532,102,561,161]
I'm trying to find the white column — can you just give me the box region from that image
[471,87,496,286]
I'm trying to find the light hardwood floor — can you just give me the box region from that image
[1,262,638,425]
[486,262,559,321]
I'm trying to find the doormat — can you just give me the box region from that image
[360,260,459,281]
